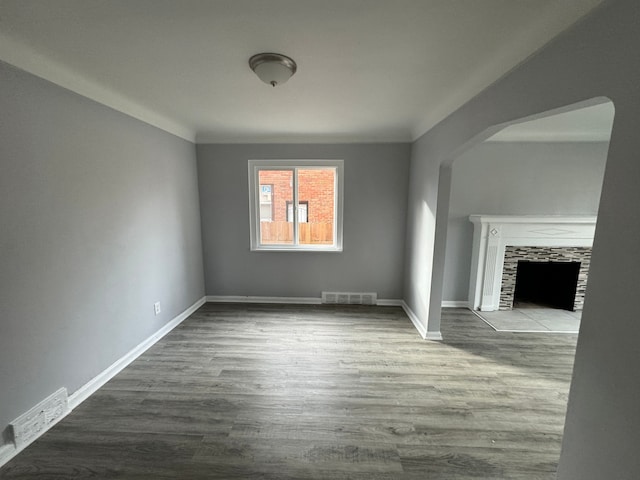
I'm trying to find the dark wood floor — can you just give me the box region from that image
[0,304,578,479]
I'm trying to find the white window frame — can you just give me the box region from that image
[248,159,344,252]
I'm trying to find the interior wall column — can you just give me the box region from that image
[426,165,453,337]
[558,104,640,478]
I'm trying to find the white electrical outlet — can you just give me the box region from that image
[154,302,161,315]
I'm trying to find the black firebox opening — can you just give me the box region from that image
[513,260,581,311]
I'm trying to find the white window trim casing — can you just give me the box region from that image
[248,159,344,252]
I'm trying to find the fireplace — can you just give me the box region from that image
[516,261,580,309]
[500,246,591,311]
[468,215,596,311]
[514,261,580,310]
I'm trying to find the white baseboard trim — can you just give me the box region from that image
[400,301,442,341]
[68,296,206,409]
[401,301,426,339]
[0,296,206,469]
[206,295,404,307]
[376,299,403,306]
[425,331,444,341]
[206,295,321,305]
[442,300,470,308]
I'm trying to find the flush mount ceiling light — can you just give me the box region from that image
[249,53,297,87]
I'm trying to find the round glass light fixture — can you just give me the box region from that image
[249,53,297,87]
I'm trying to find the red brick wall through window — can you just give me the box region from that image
[258,169,335,224]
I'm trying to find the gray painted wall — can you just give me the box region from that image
[403,0,640,477]
[444,141,609,302]
[0,61,205,437]
[197,143,410,300]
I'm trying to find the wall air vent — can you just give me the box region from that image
[9,388,68,448]
[321,292,377,305]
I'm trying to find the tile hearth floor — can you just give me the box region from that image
[473,303,581,333]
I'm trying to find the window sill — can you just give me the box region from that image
[251,245,343,253]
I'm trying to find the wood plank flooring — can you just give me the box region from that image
[0,304,578,479]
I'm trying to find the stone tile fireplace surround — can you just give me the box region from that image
[468,215,596,312]
[500,245,591,310]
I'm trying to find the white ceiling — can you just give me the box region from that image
[0,0,606,143]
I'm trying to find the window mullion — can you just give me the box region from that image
[333,168,338,245]
[293,168,299,245]
[256,166,264,247]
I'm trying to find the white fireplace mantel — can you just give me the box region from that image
[468,215,597,311]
